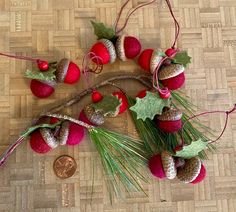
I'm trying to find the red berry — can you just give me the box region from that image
[124,36,141,59]
[50,117,59,124]
[136,89,147,98]
[165,48,178,58]
[191,164,206,184]
[37,60,49,71]
[112,91,128,114]
[92,90,103,103]
[30,79,56,98]
[159,90,171,99]
[148,154,166,179]
[174,145,183,152]
[138,49,154,72]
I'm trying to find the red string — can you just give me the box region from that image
[180,104,236,147]
[165,0,180,49]
[115,0,156,35]
[0,52,43,63]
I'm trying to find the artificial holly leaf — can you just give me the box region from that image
[91,95,121,117]
[174,139,208,159]
[172,51,191,67]
[129,91,171,121]
[91,21,116,40]
[25,68,56,81]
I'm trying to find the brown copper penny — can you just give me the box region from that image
[53,155,77,179]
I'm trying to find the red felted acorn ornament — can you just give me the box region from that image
[90,39,117,65]
[56,58,81,84]
[177,157,206,184]
[138,49,164,73]
[116,35,141,61]
[158,63,185,91]
[30,79,56,98]
[58,121,85,146]
[148,151,177,180]
[156,108,182,133]
[30,128,58,154]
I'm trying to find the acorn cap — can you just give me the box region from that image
[150,50,163,74]
[116,35,126,61]
[100,39,116,63]
[58,121,70,145]
[40,128,58,149]
[161,151,177,179]
[157,108,182,121]
[177,157,202,183]
[159,64,185,80]
[56,58,70,82]
[84,105,105,126]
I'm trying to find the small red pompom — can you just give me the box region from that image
[124,36,141,59]
[148,154,166,179]
[191,164,206,184]
[157,119,182,133]
[64,62,81,84]
[138,49,153,72]
[136,89,147,98]
[165,48,178,58]
[37,60,49,71]
[78,110,96,126]
[159,90,171,99]
[90,42,110,65]
[92,90,103,103]
[112,91,128,114]
[30,130,52,154]
[161,72,185,90]
[30,79,55,98]
[66,123,85,146]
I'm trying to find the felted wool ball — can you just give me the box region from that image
[30,79,56,98]
[116,35,141,61]
[138,49,164,73]
[190,164,206,184]
[156,108,182,133]
[112,91,129,114]
[56,58,80,84]
[30,128,58,154]
[148,154,166,179]
[58,121,85,146]
[159,64,185,90]
[90,39,116,64]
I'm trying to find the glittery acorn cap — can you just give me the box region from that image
[56,58,70,82]
[159,64,185,80]
[116,34,127,61]
[177,157,202,183]
[150,50,164,74]
[161,151,177,179]
[58,121,70,145]
[84,105,105,126]
[100,39,117,64]
[157,108,182,121]
[40,128,58,149]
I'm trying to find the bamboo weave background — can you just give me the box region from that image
[0,0,236,211]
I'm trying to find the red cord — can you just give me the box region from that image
[0,52,43,63]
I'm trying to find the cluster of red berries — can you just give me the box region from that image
[30,58,81,98]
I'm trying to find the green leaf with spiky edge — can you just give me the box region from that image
[174,139,208,159]
[91,21,116,40]
[172,51,191,67]
[25,67,56,81]
[91,95,121,117]
[130,91,171,121]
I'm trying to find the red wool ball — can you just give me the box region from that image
[66,122,85,146]
[136,89,147,98]
[112,91,128,114]
[90,42,110,64]
[64,61,81,84]
[30,79,56,98]
[124,36,141,59]
[165,48,178,58]
[191,164,206,184]
[161,72,185,90]
[138,49,154,72]
[92,90,103,103]
[37,60,49,71]
[148,154,166,179]
[157,119,182,133]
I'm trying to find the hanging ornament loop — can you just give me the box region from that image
[180,104,236,147]
[114,0,156,35]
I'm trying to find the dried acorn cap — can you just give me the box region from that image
[40,128,58,149]
[177,157,202,183]
[159,64,185,80]
[150,50,163,74]
[157,108,182,121]
[100,39,116,63]
[161,151,177,179]
[84,105,105,126]
[56,58,70,82]
[58,121,70,145]
[116,34,126,61]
